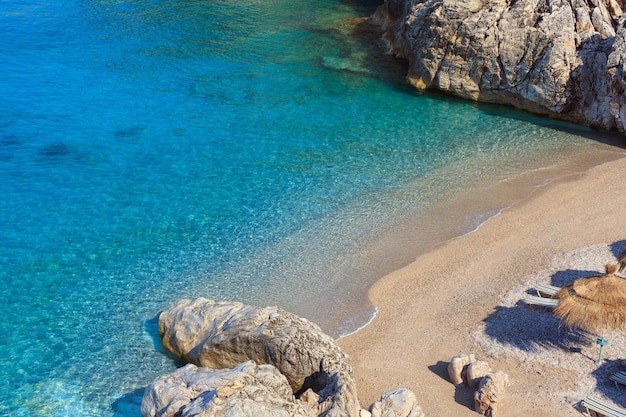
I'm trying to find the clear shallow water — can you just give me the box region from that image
[0,0,623,415]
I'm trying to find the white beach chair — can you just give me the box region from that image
[582,396,626,417]
[534,284,561,298]
[610,371,626,388]
[523,295,558,309]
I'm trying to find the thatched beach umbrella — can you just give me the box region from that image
[554,264,626,364]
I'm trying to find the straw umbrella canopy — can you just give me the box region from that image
[554,264,626,363]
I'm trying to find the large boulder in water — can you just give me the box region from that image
[371,0,626,132]
[156,298,361,416]
[141,361,316,417]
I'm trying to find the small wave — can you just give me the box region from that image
[336,305,379,339]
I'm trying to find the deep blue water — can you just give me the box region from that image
[0,0,622,415]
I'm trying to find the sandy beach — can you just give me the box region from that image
[339,147,626,416]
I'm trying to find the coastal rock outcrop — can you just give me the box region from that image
[144,298,428,417]
[155,298,360,416]
[371,0,626,132]
[142,361,316,417]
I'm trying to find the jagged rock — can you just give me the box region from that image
[369,389,425,417]
[141,361,316,417]
[447,354,476,386]
[157,298,360,417]
[474,371,511,417]
[371,0,626,132]
[466,361,492,389]
[300,388,321,409]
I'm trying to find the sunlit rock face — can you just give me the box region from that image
[372,0,626,132]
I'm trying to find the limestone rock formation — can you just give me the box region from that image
[369,389,425,417]
[466,361,492,389]
[447,353,476,385]
[474,371,511,417]
[371,0,626,132]
[157,298,360,417]
[141,361,316,417]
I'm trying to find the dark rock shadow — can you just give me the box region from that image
[111,387,144,417]
[482,301,593,353]
[114,125,144,140]
[37,142,70,158]
[428,361,475,411]
[427,361,450,382]
[479,103,626,147]
[453,384,475,412]
[34,141,89,164]
[144,314,165,353]
[144,313,186,366]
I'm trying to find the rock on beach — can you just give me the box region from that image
[143,298,426,417]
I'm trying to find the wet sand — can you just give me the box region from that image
[339,149,626,416]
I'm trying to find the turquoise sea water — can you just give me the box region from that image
[1,0,623,415]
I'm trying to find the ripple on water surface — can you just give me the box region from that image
[0,0,624,416]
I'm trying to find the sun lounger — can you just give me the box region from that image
[523,295,558,308]
[535,284,561,297]
[610,371,626,388]
[582,396,626,417]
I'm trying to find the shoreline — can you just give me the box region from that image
[319,135,626,339]
[338,146,626,415]
[326,138,623,337]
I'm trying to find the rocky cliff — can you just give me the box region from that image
[372,0,626,132]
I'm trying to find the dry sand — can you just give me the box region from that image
[338,149,626,416]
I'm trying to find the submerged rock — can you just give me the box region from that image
[156,298,361,416]
[371,0,626,132]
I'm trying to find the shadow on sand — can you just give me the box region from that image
[482,240,626,407]
[591,360,626,407]
[428,361,475,411]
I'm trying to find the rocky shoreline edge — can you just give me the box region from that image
[140,298,507,417]
[367,0,626,133]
